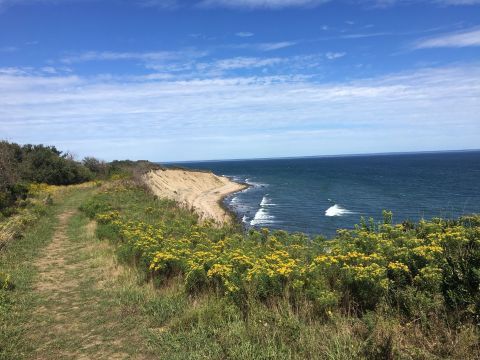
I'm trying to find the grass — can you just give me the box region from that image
[82,180,480,359]
[0,187,74,358]
[1,179,479,359]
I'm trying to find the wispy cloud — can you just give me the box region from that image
[0,46,18,52]
[2,64,479,160]
[198,0,330,9]
[340,32,392,39]
[235,31,254,37]
[257,41,298,51]
[60,49,208,64]
[325,52,346,60]
[360,0,480,7]
[433,0,480,4]
[56,48,325,78]
[1,0,478,12]
[224,40,298,52]
[209,56,284,70]
[414,27,480,49]
[137,0,180,9]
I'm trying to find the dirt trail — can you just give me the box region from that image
[30,209,148,359]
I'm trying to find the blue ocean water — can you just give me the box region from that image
[170,151,480,237]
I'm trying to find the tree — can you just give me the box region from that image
[82,157,108,177]
[0,141,24,211]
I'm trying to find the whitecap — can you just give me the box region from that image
[325,204,353,217]
[250,208,275,226]
[260,195,276,206]
[245,178,268,188]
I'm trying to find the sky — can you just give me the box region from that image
[0,0,479,161]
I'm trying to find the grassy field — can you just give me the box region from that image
[1,179,479,359]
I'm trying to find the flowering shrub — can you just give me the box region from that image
[83,187,480,320]
[28,183,59,196]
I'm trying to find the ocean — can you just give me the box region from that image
[169,151,480,237]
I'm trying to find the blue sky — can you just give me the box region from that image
[1,0,479,161]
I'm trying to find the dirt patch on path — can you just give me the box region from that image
[34,211,76,293]
[30,210,147,359]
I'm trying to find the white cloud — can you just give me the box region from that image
[211,57,284,70]
[434,0,480,4]
[198,0,330,9]
[138,0,179,9]
[236,32,254,37]
[224,40,298,52]
[1,64,479,160]
[53,44,312,78]
[325,52,346,60]
[60,49,208,64]
[256,41,298,51]
[414,27,480,48]
[360,0,480,7]
[0,0,479,12]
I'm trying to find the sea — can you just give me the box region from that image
[169,151,480,238]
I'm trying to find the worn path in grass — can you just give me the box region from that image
[26,189,159,359]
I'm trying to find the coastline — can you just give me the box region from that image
[143,168,248,225]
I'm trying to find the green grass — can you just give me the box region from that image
[0,188,87,359]
[81,181,480,359]
[1,180,479,359]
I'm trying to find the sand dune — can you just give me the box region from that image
[143,169,247,224]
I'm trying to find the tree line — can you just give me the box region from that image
[0,141,108,215]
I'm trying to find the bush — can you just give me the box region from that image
[82,157,108,178]
[79,181,480,359]
[79,198,112,219]
[0,141,94,213]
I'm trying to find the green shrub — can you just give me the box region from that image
[79,180,480,359]
[80,198,112,219]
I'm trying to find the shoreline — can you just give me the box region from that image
[143,168,248,225]
[216,179,251,227]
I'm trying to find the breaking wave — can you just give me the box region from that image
[325,204,353,217]
[260,195,276,206]
[250,208,275,226]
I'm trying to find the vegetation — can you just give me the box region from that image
[79,178,479,359]
[0,140,159,217]
[0,141,96,215]
[1,153,478,358]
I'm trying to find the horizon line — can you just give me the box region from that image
[158,148,480,164]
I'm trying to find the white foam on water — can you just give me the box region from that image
[242,214,249,224]
[325,204,353,217]
[230,196,239,205]
[245,178,268,188]
[260,195,276,206]
[250,208,275,226]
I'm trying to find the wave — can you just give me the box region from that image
[260,195,276,206]
[245,178,268,188]
[241,214,249,224]
[250,208,275,226]
[230,175,244,183]
[325,204,353,217]
[230,196,239,205]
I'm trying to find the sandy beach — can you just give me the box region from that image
[143,168,247,224]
